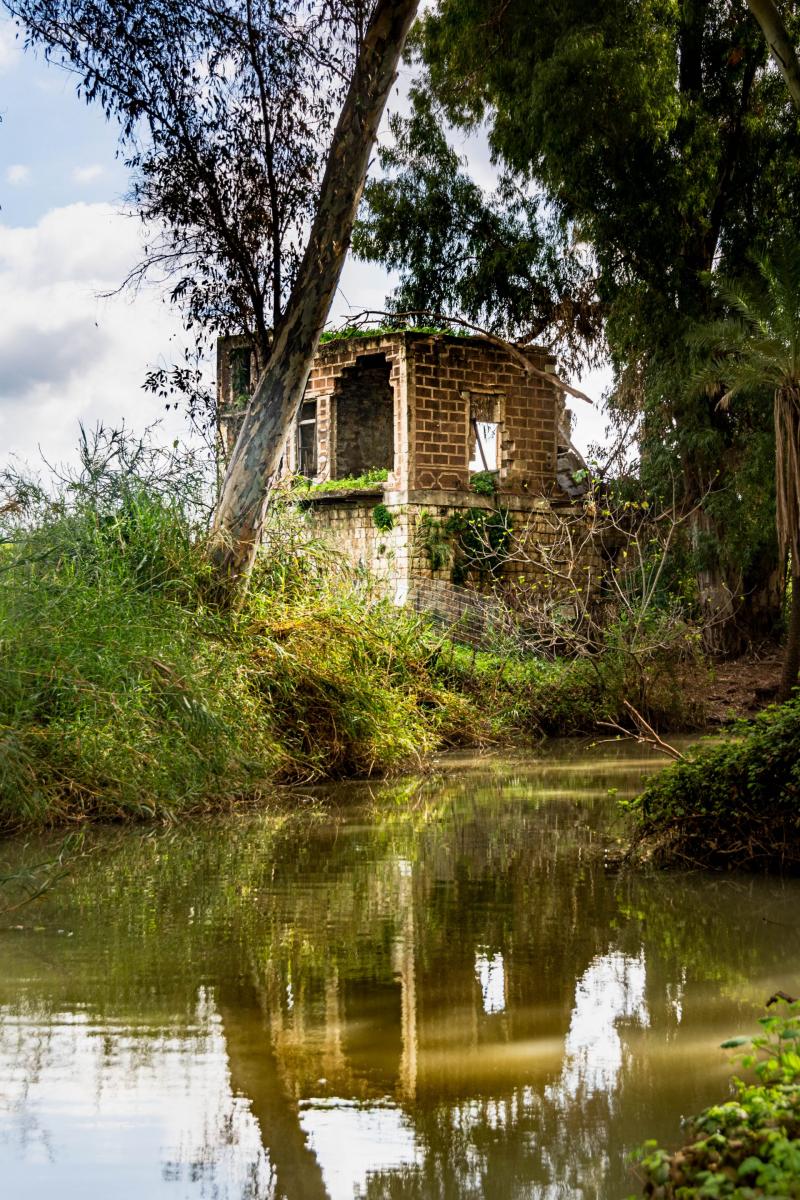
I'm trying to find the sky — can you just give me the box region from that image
[0,15,608,474]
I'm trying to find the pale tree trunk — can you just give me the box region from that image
[747,0,800,111]
[210,0,421,585]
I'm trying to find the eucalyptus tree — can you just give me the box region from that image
[7,0,420,584]
[352,96,603,375]
[695,244,800,697]
[356,0,800,649]
[6,0,369,386]
[747,0,800,109]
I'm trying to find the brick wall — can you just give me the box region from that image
[405,337,557,496]
[217,331,560,499]
[302,337,405,485]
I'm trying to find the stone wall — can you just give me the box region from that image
[301,491,414,605]
[303,491,602,628]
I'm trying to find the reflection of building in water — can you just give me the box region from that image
[213,834,656,1200]
[548,951,649,1106]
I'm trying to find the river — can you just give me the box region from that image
[1,740,798,1199]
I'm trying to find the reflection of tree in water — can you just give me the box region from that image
[2,748,800,1198]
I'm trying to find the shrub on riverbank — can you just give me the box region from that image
[625,700,800,870]
[0,432,479,831]
[632,1001,800,1198]
[434,637,705,737]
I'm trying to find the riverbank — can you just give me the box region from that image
[0,444,710,832]
[4,433,783,835]
[625,698,800,871]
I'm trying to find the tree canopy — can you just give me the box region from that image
[5,0,369,381]
[355,0,800,647]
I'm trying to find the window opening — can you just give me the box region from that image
[333,354,394,478]
[297,399,318,477]
[469,419,499,472]
[229,347,252,403]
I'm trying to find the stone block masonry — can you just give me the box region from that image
[217,330,588,623]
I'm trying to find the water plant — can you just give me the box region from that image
[632,1000,800,1197]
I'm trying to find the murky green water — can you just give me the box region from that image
[1,741,799,1200]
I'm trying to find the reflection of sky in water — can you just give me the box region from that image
[548,951,649,1105]
[0,989,273,1200]
[300,1100,420,1200]
[474,951,506,1015]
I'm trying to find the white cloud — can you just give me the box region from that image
[6,164,30,186]
[0,20,21,72]
[0,196,605,476]
[72,164,105,185]
[0,203,189,469]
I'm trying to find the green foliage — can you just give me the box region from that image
[469,469,498,497]
[371,502,394,531]
[415,507,512,583]
[632,1002,800,1198]
[626,700,800,870]
[436,635,703,738]
[353,97,600,370]
[691,238,800,573]
[360,0,800,623]
[319,324,467,343]
[293,467,388,496]
[415,511,456,573]
[446,507,512,584]
[0,431,480,831]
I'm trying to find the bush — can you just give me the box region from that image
[632,1001,800,1198]
[434,635,703,738]
[625,700,800,870]
[372,502,394,531]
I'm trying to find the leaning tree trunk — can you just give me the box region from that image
[747,0,800,112]
[210,0,421,586]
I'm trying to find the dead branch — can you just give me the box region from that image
[338,307,594,404]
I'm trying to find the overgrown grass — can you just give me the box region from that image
[318,324,468,344]
[0,431,478,831]
[292,467,388,495]
[0,429,714,833]
[625,700,800,870]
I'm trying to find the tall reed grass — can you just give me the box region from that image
[0,429,478,830]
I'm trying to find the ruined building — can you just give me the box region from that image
[218,330,589,621]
